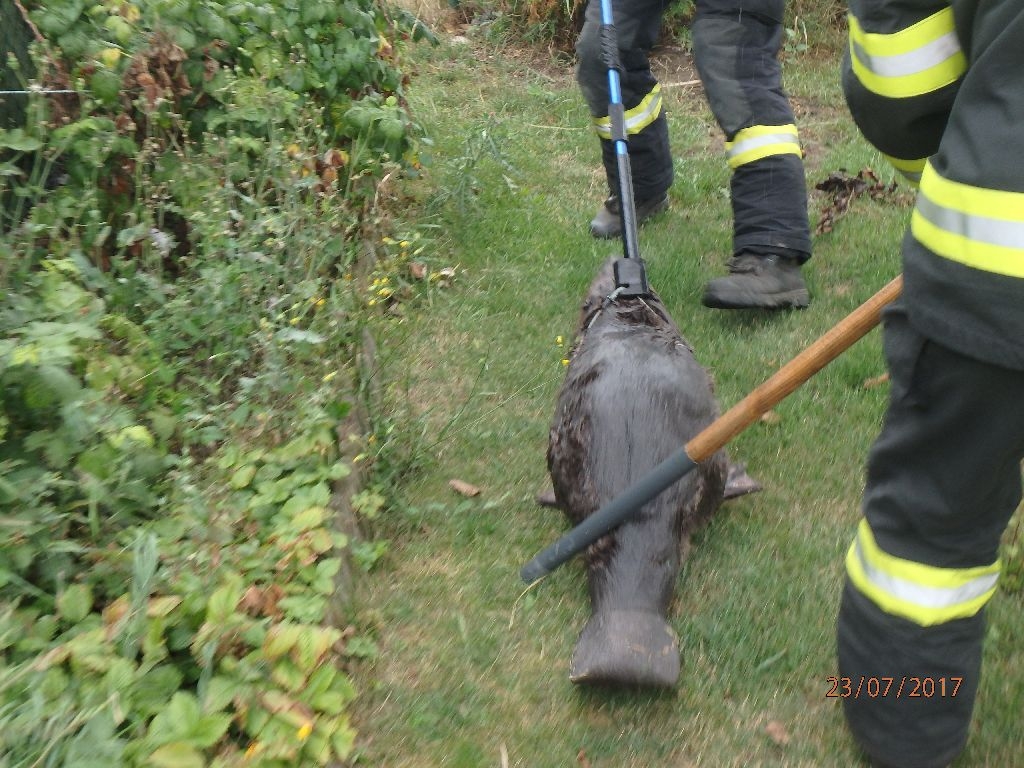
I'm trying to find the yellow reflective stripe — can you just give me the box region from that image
[846,519,1000,627]
[848,8,966,98]
[593,85,663,140]
[724,124,801,169]
[883,153,926,187]
[911,162,1024,278]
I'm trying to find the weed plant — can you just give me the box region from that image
[0,3,438,764]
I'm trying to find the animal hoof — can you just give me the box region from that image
[569,611,680,688]
[724,461,763,500]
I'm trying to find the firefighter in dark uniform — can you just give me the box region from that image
[837,1,1024,767]
[575,0,812,309]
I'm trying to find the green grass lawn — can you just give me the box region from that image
[347,32,1024,767]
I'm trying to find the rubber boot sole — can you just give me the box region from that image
[702,286,810,310]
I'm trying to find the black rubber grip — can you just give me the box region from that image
[599,24,623,73]
[520,448,697,583]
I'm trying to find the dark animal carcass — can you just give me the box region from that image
[547,259,728,688]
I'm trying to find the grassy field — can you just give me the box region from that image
[346,26,1024,768]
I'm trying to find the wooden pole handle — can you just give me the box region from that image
[686,274,903,462]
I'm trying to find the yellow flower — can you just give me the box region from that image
[297,722,313,741]
[561,358,570,366]
[315,298,326,308]
[289,317,300,325]
[368,299,377,306]
[381,236,396,245]
[323,370,337,382]
[399,240,410,249]
[377,287,393,298]
[555,335,564,347]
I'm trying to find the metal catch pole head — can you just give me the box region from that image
[613,256,649,297]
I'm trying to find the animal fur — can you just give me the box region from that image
[547,258,728,686]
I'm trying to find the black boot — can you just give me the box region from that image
[702,252,809,309]
[590,193,669,239]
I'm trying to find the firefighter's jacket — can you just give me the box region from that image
[843,0,1024,370]
[838,4,1024,767]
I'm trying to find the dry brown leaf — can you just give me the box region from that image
[410,261,427,280]
[813,167,904,234]
[760,410,781,425]
[449,479,481,497]
[323,148,346,167]
[765,719,790,746]
[320,166,338,186]
[102,595,131,635]
[862,373,890,389]
[577,749,592,768]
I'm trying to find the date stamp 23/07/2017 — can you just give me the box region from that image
[826,676,963,700]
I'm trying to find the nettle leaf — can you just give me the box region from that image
[148,742,205,768]
[277,594,325,625]
[293,625,341,671]
[0,128,43,152]
[263,621,302,660]
[270,655,307,692]
[303,663,338,698]
[202,675,245,713]
[189,713,233,749]
[64,711,126,766]
[57,583,94,623]
[230,464,257,489]
[142,615,169,663]
[31,0,86,36]
[147,595,183,618]
[136,665,184,716]
[331,721,357,760]
[291,505,327,532]
[150,691,203,744]
[311,690,350,716]
[205,581,242,624]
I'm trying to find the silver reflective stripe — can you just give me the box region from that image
[594,88,663,139]
[916,194,1024,249]
[726,131,797,160]
[853,538,999,609]
[852,30,961,78]
[627,88,661,132]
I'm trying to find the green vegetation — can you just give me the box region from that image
[1,0,432,764]
[3,0,1022,766]
[344,22,1024,768]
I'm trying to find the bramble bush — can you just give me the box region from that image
[3,0,433,258]
[1,0,437,764]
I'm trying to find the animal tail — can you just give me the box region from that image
[569,610,680,688]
